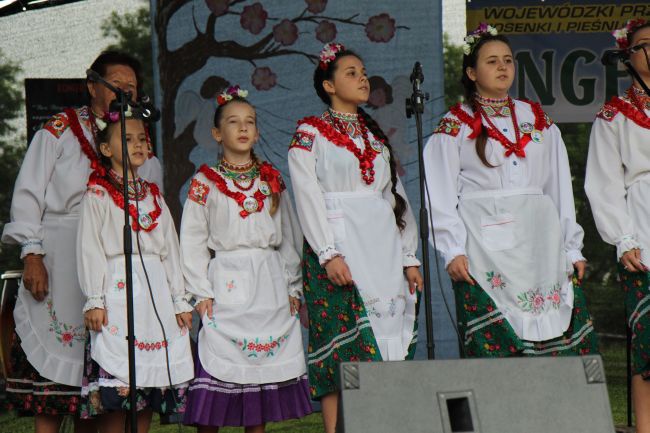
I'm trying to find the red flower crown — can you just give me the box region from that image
[216,85,249,106]
[613,18,647,50]
[319,42,345,70]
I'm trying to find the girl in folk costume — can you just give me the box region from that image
[76,112,194,431]
[1,50,160,433]
[585,19,650,433]
[424,24,598,358]
[180,86,312,433]
[289,43,423,432]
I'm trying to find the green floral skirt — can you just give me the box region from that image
[302,242,418,400]
[620,266,650,379]
[454,274,598,358]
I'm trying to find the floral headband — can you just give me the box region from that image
[94,107,133,131]
[463,22,498,55]
[319,42,345,70]
[216,85,249,106]
[612,18,647,50]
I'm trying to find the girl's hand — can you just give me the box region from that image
[404,267,424,295]
[447,255,474,284]
[573,260,587,280]
[84,308,107,332]
[23,254,49,301]
[176,312,193,330]
[621,248,647,273]
[195,298,214,320]
[289,296,301,315]
[324,256,354,286]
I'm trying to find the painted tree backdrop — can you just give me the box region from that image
[152,0,454,358]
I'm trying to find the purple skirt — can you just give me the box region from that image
[183,358,313,427]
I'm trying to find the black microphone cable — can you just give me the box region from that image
[128,157,186,433]
[419,137,466,358]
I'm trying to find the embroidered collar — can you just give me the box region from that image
[475,94,509,107]
[107,169,147,200]
[630,86,650,110]
[328,109,359,122]
[322,110,362,138]
[476,94,511,117]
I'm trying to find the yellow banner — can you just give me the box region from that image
[467,3,650,35]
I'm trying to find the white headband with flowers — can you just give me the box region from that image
[94,106,134,131]
[216,85,249,106]
[319,42,345,70]
[612,18,647,50]
[463,23,499,56]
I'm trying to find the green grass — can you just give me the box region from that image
[0,341,634,432]
[0,410,325,433]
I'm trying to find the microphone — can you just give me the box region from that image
[410,61,424,89]
[601,44,647,65]
[601,49,629,65]
[137,95,161,122]
[86,69,102,82]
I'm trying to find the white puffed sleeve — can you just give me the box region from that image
[275,191,304,298]
[288,124,342,265]
[423,127,468,268]
[542,124,585,263]
[77,185,109,312]
[158,196,193,314]
[2,129,59,258]
[585,116,638,259]
[382,176,421,267]
[179,175,213,303]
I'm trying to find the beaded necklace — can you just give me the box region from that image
[326,109,381,184]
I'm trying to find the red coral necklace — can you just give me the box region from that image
[89,171,162,232]
[199,162,283,218]
[477,97,528,158]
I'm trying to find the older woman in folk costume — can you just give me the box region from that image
[424,24,598,358]
[585,19,650,433]
[1,51,162,433]
[289,43,423,433]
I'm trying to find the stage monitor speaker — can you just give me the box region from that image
[337,355,614,433]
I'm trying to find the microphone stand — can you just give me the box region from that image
[405,62,435,360]
[621,58,650,97]
[86,71,139,433]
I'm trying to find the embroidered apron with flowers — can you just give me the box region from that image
[458,188,574,342]
[198,248,306,384]
[14,213,87,386]
[323,191,417,360]
[90,255,194,387]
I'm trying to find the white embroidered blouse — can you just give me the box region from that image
[585,88,650,259]
[424,99,585,268]
[287,110,420,267]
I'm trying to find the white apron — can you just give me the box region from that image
[458,188,574,342]
[627,178,650,264]
[90,255,193,387]
[323,191,417,360]
[14,213,86,386]
[198,248,306,384]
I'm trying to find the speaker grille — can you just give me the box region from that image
[342,363,360,390]
[583,356,605,384]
